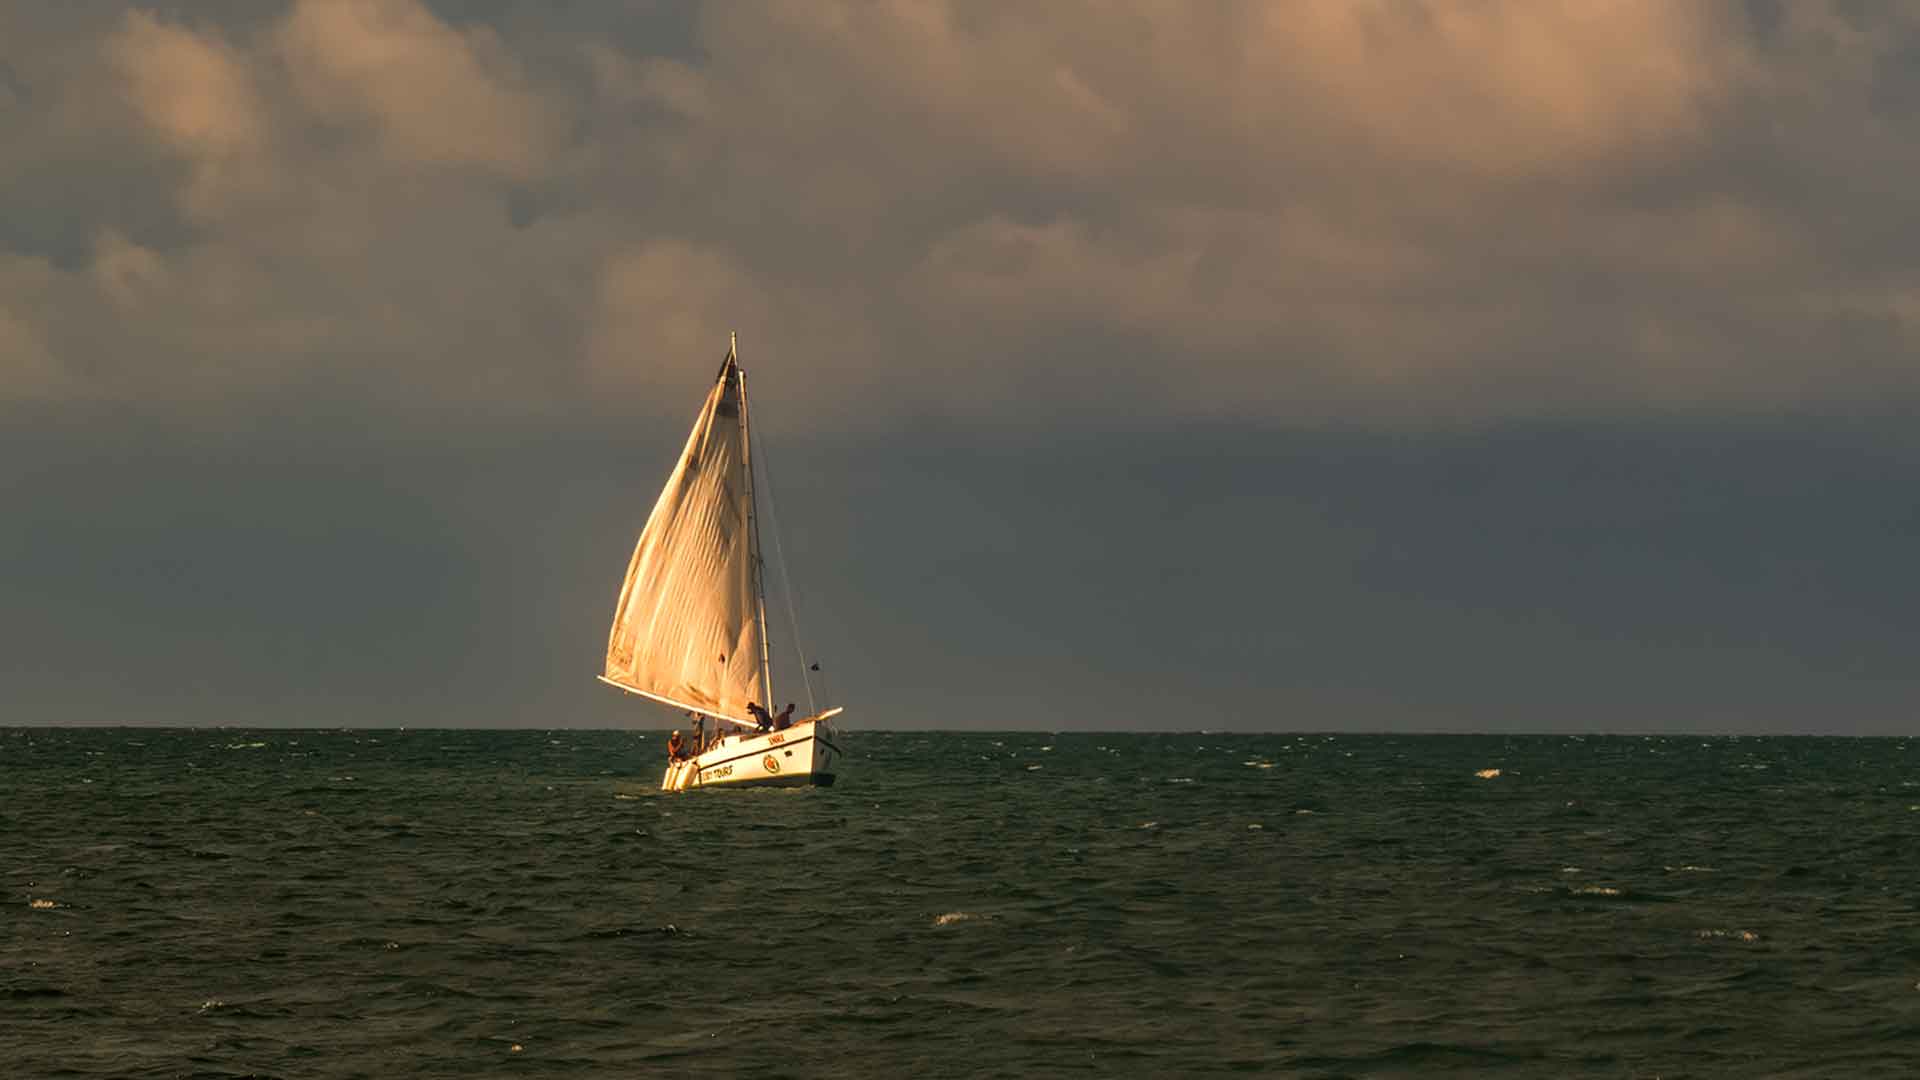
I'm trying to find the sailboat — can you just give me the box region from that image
[598,334,843,791]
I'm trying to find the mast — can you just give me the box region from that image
[735,331,776,713]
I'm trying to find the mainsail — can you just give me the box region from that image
[603,346,768,722]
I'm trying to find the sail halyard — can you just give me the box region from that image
[753,422,821,715]
[738,354,776,715]
[602,340,768,720]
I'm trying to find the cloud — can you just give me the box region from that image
[0,268,66,399]
[590,240,768,390]
[1,1,1918,425]
[0,55,29,104]
[276,0,561,180]
[8,3,1920,735]
[108,12,265,158]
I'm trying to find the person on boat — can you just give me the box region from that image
[775,703,795,730]
[691,713,707,753]
[666,730,687,761]
[746,702,773,731]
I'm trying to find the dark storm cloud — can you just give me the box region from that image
[3,3,1918,731]
[5,415,1916,731]
[0,56,30,104]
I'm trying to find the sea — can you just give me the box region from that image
[4,729,1917,1078]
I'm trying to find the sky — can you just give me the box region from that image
[2,1,1918,732]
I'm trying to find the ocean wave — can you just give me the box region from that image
[6,728,1912,1078]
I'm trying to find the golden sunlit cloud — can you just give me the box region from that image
[1,1,1916,424]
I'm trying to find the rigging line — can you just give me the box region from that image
[754,426,818,714]
[737,353,775,711]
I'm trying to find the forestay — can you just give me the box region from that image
[603,351,767,722]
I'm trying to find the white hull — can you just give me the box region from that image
[661,718,840,791]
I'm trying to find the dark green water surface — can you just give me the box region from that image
[4,730,1918,1078]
